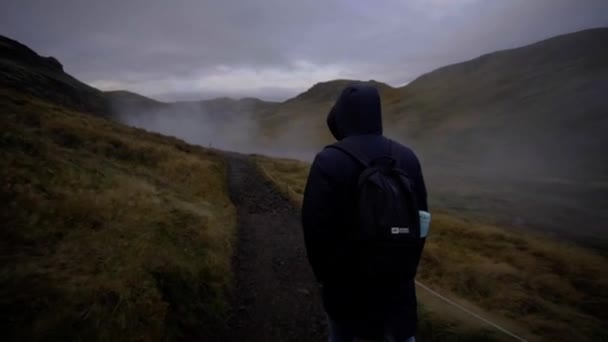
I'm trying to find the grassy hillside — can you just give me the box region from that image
[390,28,608,179]
[253,28,608,177]
[252,28,608,248]
[0,88,236,341]
[255,155,608,341]
[254,28,608,178]
[272,28,608,180]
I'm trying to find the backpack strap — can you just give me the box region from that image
[325,140,370,168]
[326,138,397,168]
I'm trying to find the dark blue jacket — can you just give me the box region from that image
[301,84,428,339]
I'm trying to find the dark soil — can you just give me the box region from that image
[223,153,327,342]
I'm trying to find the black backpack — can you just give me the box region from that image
[327,139,426,280]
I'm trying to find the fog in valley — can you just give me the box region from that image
[118,104,261,154]
[114,102,322,161]
[112,95,608,251]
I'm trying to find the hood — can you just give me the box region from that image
[327,84,383,141]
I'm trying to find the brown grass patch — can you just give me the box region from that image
[0,88,236,341]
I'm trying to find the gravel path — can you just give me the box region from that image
[223,153,326,342]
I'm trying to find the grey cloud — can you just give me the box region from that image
[1,0,607,100]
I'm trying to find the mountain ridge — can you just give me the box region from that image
[106,27,608,106]
[3,26,592,122]
[0,35,110,116]
[3,28,606,171]
[405,27,608,89]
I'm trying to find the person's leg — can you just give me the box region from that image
[328,316,355,342]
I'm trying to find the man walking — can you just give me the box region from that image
[302,84,429,342]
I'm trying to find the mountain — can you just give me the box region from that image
[260,28,608,179]
[394,28,607,244]
[388,27,608,178]
[110,28,608,246]
[0,35,110,116]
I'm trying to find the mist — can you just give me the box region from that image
[112,99,321,162]
[118,105,253,153]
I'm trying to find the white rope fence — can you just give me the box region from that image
[415,281,528,342]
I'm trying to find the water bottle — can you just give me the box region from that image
[419,211,431,238]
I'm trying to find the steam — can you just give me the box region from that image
[112,99,320,161]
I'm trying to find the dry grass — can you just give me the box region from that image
[420,213,607,341]
[0,88,236,341]
[253,154,310,207]
[255,155,608,341]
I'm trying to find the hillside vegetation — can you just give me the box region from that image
[0,88,236,341]
[258,28,608,181]
[255,155,608,341]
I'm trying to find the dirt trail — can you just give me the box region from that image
[224,153,326,342]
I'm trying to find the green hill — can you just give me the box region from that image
[0,45,236,340]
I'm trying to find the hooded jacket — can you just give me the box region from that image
[301,84,428,339]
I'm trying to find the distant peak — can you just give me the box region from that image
[287,79,393,103]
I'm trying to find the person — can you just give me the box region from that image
[301,84,428,342]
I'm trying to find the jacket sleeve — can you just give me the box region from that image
[301,153,339,283]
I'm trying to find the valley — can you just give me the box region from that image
[108,28,608,250]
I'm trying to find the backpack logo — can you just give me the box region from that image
[391,227,410,234]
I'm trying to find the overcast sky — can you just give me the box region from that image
[1,0,607,101]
